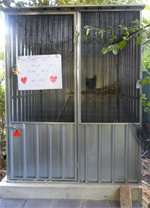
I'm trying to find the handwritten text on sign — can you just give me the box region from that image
[17,54,62,90]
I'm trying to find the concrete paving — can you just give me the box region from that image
[0,199,142,208]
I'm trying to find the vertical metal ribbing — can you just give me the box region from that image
[76,11,81,182]
[15,22,19,122]
[99,124,102,183]
[112,125,115,184]
[81,11,140,123]
[125,124,129,184]
[10,130,14,179]
[73,12,77,181]
[10,20,14,122]
[62,124,65,180]
[85,125,88,183]
[49,124,52,180]
[46,124,50,179]
[23,126,27,179]
[35,124,39,179]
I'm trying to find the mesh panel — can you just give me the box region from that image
[9,15,74,122]
[81,11,140,123]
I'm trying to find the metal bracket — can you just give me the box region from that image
[7,124,25,129]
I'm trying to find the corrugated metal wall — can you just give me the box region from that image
[78,124,140,183]
[9,15,74,122]
[6,8,141,183]
[81,11,140,122]
[9,124,76,180]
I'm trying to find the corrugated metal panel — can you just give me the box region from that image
[81,11,140,122]
[9,14,74,123]
[78,124,140,183]
[6,9,141,184]
[8,124,76,181]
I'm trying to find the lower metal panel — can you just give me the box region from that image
[8,123,76,181]
[8,123,140,183]
[78,124,141,183]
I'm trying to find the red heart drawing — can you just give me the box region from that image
[21,77,27,84]
[50,76,57,83]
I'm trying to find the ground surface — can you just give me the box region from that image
[141,157,150,208]
[0,199,141,208]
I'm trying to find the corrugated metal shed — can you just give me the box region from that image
[5,4,144,183]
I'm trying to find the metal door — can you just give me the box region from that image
[6,12,77,181]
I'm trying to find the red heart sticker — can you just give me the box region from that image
[50,76,57,83]
[21,77,27,84]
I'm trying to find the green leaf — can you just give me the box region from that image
[136,36,144,45]
[143,17,149,25]
[147,103,150,107]
[96,30,103,41]
[107,26,112,30]
[130,19,140,24]
[101,46,109,55]
[139,24,144,28]
[124,31,129,37]
[119,40,127,50]
[112,34,117,40]
[141,94,147,100]
[73,32,80,42]
[139,29,146,34]
[109,39,114,44]
[142,100,147,107]
[86,28,90,36]
[112,44,119,55]
[108,45,114,50]
[82,31,88,42]
[123,36,127,41]
[142,79,150,85]
[145,4,150,11]
[119,25,125,29]
[84,25,90,30]
[82,28,90,42]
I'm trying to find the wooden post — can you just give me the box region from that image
[120,185,132,208]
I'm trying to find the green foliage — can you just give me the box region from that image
[0,51,4,60]
[96,30,103,41]
[119,40,127,50]
[56,0,144,6]
[145,4,150,11]
[143,43,150,73]
[0,0,144,8]
[73,32,80,42]
[77,16,150,56]
[101,46,109,54]
[0,49,5,147]
[139,36,150,115]
[0,84,5,113]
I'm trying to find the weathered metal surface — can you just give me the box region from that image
[81,11,140,123]
[9,123,76,180]
[5,7,142,183]
[78,124,141,183]
[8,14,74,123]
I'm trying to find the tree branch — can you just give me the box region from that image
[108,23,150,46]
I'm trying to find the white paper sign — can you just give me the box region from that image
[17,54,62,91]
